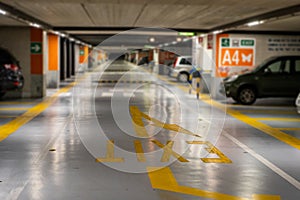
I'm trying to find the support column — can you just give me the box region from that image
[71,42,75,76]
[66,40,71,78]
[30,28,46,98]
[60,38,66,81]
[47,33,60,88]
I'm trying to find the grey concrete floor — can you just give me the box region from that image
[0,61,300,200]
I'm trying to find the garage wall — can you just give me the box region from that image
[229,34,300,66]
[0,27,31,98]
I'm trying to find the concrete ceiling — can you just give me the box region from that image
[0,0,299,47]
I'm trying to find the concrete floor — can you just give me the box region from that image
[0,61,300,200]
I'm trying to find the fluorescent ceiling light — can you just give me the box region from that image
[0,9,7,15]
[247,20,264,27]
[149,37,155,42]
[176,37,182,42]
[29,23,41,28]
[212,30,223,34]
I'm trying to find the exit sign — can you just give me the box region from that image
[241,39,255,46]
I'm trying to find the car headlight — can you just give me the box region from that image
[225,75,239,83]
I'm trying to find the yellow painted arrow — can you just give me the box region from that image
[147,167,280,200]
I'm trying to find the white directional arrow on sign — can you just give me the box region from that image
[31,44,40,52]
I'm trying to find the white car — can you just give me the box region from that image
[169,56,193,82]
[296,93,300,114]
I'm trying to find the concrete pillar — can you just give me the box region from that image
[47,33,60,88]
[0,27,31,98]
[30,28,46,98]
[60,38,67,81]
[66,40,71,78]
[71,42,75,76]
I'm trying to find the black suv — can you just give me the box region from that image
[221,55,300,105]
[0,48,24,98]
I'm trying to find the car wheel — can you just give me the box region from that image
[238,87,256,105]
[178,73,189,83]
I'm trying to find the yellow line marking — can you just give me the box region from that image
[130,106,149,137]
[134,140,146,162]
[95,140,124,163]
[256,118,300,122]
[130,105,201,138]
[151,140,189,162]
[187,141,232,163]
[0,102,36,105]
[200,96,300,150]
[0,82,75,142]
[0,107,29,111]
[237,110,297,115]
[152,70,300,150]
[147,167,281,200]
[275,128,300,131]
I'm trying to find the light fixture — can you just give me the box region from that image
[149,37,155,43]
[0,8,7,15]
[69,38,75,42]
[29,22,41,28]
[212,30,223,34]
[176,37,182,42]
[246,20,264,27]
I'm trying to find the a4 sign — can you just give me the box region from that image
[218,37,256,77]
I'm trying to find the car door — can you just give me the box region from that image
[258,58,288,96]
[288,57,300,96]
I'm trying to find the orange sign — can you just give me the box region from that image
[220,48,254,67]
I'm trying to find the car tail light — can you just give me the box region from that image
[4,64,19,71]
[13,81,20,86]
[173,58,178,68]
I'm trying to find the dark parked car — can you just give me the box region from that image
[0,48,24,98]
[221,55,300,105]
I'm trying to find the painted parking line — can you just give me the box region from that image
[0,107,30,111]
[0,82,75,142]
[152,72,300,150]
[147,167,280,200]
[275,128,300,131]
[0,102,36,105]
[256,118,300,122]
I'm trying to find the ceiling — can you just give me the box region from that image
[0,0,299,48]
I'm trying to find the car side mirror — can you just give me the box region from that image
[263,68,271,75]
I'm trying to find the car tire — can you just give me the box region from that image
[237,87,256,105]
[177,73,189,83]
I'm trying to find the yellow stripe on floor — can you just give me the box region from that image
[0,83,75,142]
[0,102,36,105]
[147,167,280,200]
[150,70,300,150]
[0,107,29,111]
[256,118,300,122]
[275,128,300,131]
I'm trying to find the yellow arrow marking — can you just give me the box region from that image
[151,140,189,162]
[130,106,201,138]
[147,167,280,200]
[187,141,232,163]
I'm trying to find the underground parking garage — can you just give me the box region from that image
[0,1,300,200]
